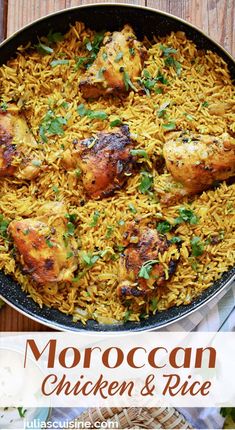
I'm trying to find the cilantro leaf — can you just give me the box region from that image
[110,118,123,128]
[106,225,114,238]
[50,59,69,67]
[138,259,159,279]
[77,104,107,121]
[175,207,199,225]
[122,68,138,91]
[81,251,100,267]
[150,297,158,311]
[90,210,100,227]
[47,30,64,43]
[114,52,123,62]
[87,110,108,120]
[162,121,176,131]
[124,310,132,322]
[39,110,67,142]
[36,43,54,55]
[130,149,148,159]
[128,203,137,214]
[157,101,171,118]
[157,221,172,234]
[160,45,178,56]
[0,102,8,112]
[170,236,182,244]
[139,171,153,194]
[0,215,10,239]
[191,236,204,257]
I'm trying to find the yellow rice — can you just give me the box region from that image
[0,22,234,324]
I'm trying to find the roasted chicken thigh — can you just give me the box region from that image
[117,222,179,297]
[0,105,42,180]
[160,132,235,202]
[79,25,147,98]
[8,204,78,285]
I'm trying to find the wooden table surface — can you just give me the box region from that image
[0,0,234,331]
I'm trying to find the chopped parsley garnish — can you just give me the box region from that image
[162,121,176,131]
[164,56,182,75]
[52,185,59,194]
[139,171,153,194]
[36,43,54,55]
[184,113,195,121]
[115,244,125,252]
[39,110,67,142]
[139,69,168,95]
[157,221,172,234]
[202,101,209,107]
[191,236,204,257]
[157,101,171,118]
[75,168,82,177]
[65,213,77,223]
[129,47,135,57]
[46,30,64,43]
[110,118,123,128]
[128,203,137,214]
[32,160,41,167]
[138,259,158,279]
[46,239,54,248]
[0,215,10,239]
[102,52,108,61]
[81,251,100,267]
[175,207,199,225]
[159,45,178,56]
[66,222,75,236]
[124,309,132,322]
[160,45,182,75]
[170,236,182,244]
[150,297,158,311]
[90,210,100,227]
[106,225,114,238]
[118,219,125,226]
[114,52,123,62]
[74,56,87,70]
[122,68,138,91]
[0,101,8,112]
[17,407,27,418]
[84,31,105,67]
[130,149,148,159]
[50,59,69,67]
[97,66,106,79]
[77,104,108,121]
[66,251,74,259]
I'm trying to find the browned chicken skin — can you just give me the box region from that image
[0,105,42,179]
[64,125,136,199]
[79,25,147,98]
[117,222,179,297]
[8,204,78,285]
[162,132,235,201]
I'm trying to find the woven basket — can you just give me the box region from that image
[68,407,193,429]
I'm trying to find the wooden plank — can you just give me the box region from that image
[0,0,7,42]
[147,0,234,56]
[0,305,51,331]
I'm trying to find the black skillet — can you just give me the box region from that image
[0,3,234,332]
